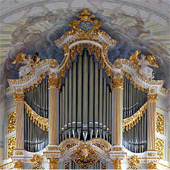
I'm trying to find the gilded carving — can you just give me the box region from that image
[8,112,16,134]
[112,157,121,169]
[7,136,16,158]
[147,93,158,102]
[15,151,23,155]
[30,154,43,166]
[127,155,140,169]
[110,78,124,89]
[24,102,48,131]
[14,160,23,169]
[48,147,58,150]
[156,138,164,159]
[156,113,164,134]
[14,93,24,101]
[123,102,147,132]
[147,162,157,169]
[65,162,70,169]
[71,141,99,169]
[101,162,106,169]
[148,153,156,156]
[49,158,59,169]
[48,77,60,88]
[112,147,122,151]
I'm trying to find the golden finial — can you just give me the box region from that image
[77,9,95,21]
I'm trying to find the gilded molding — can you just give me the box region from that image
[156,113,164,134]
[14,92,24,101]
[49,158,59,169]
[147,93,158,102]
[7,112,16,134]
[156,138,164,160]
[112,157,121,169]
[123,102,147,132]
[14,160,23,169]
[15,151,23,155]
[148,162,157,169]
[148,153,156,156]
[30,154,43,166]
[7,136,16,158]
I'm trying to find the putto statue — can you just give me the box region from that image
[12,52,40,77]
[129,50,159,79]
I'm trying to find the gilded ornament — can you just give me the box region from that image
[115,72,121,78]
[32,166,45,169]
[123,102,147,132]
[8,112,16,134]
[128,155,140,167]
[71,141,99,169]
[14,92,24,101]
[15,151,23,155]
[49,158,59,169]
[65,162,70,169]
[156,138,164,160]
[112,78,124,89]
[148,162,157,169]
[112,147,122,151]
[148,153,156,156]
[24,102,48,131]
[30,154,42,166]
[50,72,56,78]
[101,162,106,169]
[48,147,58,150]
[112,157,121,169]
[14,160,23,169]
[150,89,155,93]
[7,136,16,158]
[147,93,158,102]
[48,77,59,88]
[156,113,164,134]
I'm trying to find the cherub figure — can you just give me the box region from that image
[12,52,40,77]
[138,55,153,79]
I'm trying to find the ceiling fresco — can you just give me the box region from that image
[0,0,169,100]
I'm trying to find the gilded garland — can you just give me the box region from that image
[7,112,16,134]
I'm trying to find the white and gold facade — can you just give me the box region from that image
[0,9,169,170]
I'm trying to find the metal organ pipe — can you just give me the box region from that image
[58,49,112,143]
[123,77,147,153]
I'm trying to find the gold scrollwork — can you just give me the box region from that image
[101,162,106,169]
[156,113,164,134]
[48,77,61,88]
[8,112,16,134]
[7,136,16,158]
[156,137,164,160]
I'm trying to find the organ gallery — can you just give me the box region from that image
[0,9,169,169]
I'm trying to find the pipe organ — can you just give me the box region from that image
[4,9,168,170]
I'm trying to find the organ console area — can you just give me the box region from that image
[1,9,169,170]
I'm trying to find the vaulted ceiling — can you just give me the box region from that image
[0,0,169,99]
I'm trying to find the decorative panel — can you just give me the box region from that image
[7,136,16,158]
[7,112,16,134]
[156,137,164,160]
[156,113,164,134]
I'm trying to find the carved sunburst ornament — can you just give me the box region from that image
[71,141,99,169]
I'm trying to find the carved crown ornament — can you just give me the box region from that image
[7,9,167,98]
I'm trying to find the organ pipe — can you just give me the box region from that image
[58,49,112,143]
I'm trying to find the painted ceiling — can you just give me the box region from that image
[0,0,169,100]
